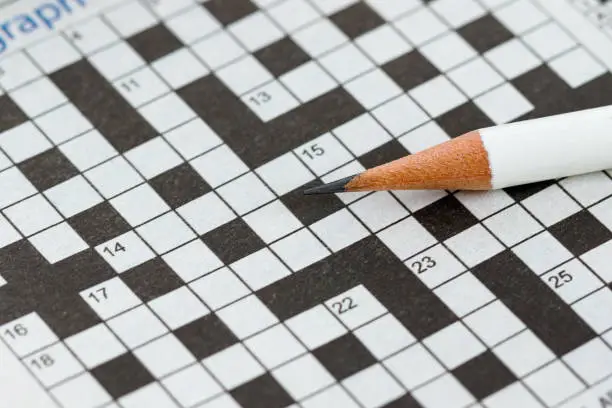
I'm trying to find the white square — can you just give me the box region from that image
[0,151,10,171]
[190,267,250,310]
[217,56,273,95]
[372,96,431,140]
[137,212,195,254]
[256,152,314,196]
[485,39,540,80]
[495,0,549,35]
[107,305,168,348]
[110,184,169,227]
[191,145,248,187]
[26,343,83,388]
[434,273,495,316]
[513,232,572,274]
[355,314,415,359]
[591,196,612,234]
[522,184,581,226]
[35,104,93,145]
[245,324,306,369]
[153,49,209,89]
[4,194,62,237]
[65,324,127,369]
[104,1,157,37]
[406,245,467,289]
[149,287,210,330]
[572,288,612,333]
[217,172,275,216]
[564,338,612,385]
[229,11,283,52]
[0,213,21,249]
[524,361,584,406]
[114,67,169,108]
[541,260,603,304]
[268,0,320,32]
[550,47,606,88]
[30,222,88,263]
[231,248,291,290]
[393,188,448,212]
[523,22,576,60]
[430,0,486,28]
[84,156,142,199]
[493,330,555,377]
[89,42,145,81]
[134,334,195,378]
[0,167,36,209]
[61,130,117,172]
[292,19,348,57]
[394,8,448,46]
[147,0,194,18]
[27,35,80,74]
[272,354,335,400]
[166,119,222,160]
[334,114,392,157]
[475,83,533,124]
[295,133,353,177]
[412,373,475,408]
[162,364,223,407]
[483,204,542,247]
[119,383,177,408]
[80,277,141,320]
[166,6,220,45]
[140,93,196,134]
[0,313,58,358]
[345,69,402,110]
[68,17,119,56]
[0,122,52,163]
[198,395,240,408]
[409,76,467,117]
[326,285,386,329]
[356,25,411,65]
[244,200,302,244]
[204,344,265,389]
[96,231,155,273]
[448,57,505,98]
[384,343,445,390]
[177,192,236,235]
[561,172,612,207]
[582,240,612,284]
[423,322,486,369]
[312,209,369,252]
[464,300,525,347]
[455,190,514,220]
[319,43,375,83]
[378,216,437,260]
[280,61,337,103]
[10,77,67,118]
[302,385,359,408]
[350,192,408,232]
[163,239,223,282]
[366,0,421,20]
[343,364,404,408]
[125,137,182,179]
[286,304,347,349]
[310,0,358,14]
[271,228,330,272]
[51,373,111,408]
[421,32,477,72]
[217,295,278,339]
[0,52,42,91]
[192,31,246,70]
[242,81,299,122]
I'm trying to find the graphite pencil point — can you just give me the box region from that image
[303,175,356,195]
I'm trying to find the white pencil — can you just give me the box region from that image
[305,106,612,194]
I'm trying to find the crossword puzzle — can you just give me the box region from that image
[1,0,612,407]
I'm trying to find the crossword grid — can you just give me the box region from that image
[1,0,612,407]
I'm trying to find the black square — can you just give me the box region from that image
[435,102,494,137]
[511,65,574,119]
[458,14,514,53]
[0,95,27,133]
[68,202,131,247]
[550,210,612,256]
[504,179,555,201]
[413,195,479,242]
[121,258,183,302]
[174,314,238,359]
[18,148,79,191]
[383,51,440,91]
[38,295,101,339]
[383,394,423,408]
[91,352,154,399]
[359,140,408,169]
[231,374,294,408]
[330,3,384,39]
[150,163,211,208]
[254,37,310,77]
[452,351,517,400]
[281,181,345,226]
[313,333,376,380]
[201,218,265,265]
[203,0,257,25]
[127,24,183,62]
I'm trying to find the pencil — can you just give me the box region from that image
[304,106,612,195]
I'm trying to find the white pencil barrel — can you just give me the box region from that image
[480,106,612,189]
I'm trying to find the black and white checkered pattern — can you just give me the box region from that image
[1,0,612,407]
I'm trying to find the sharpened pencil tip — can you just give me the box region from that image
[303,175,356,195]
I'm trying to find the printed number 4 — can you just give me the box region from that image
[302,144,325,160]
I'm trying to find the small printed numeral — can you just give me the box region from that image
[301,144,325,160]
[410,256,437,274]
[3,324,28,339]
[103,242,126,257]
[87,287,108,303]
[331,297,358,315]
[248,91,272,106]
[30,354,55,370]
[547,270,573,289]
[120,78,140,92]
